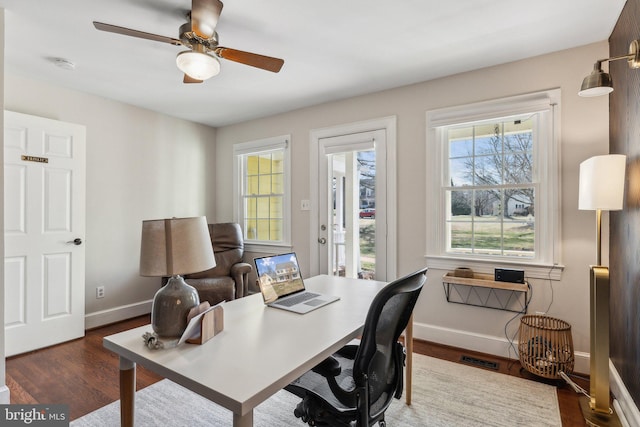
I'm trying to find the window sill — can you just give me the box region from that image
[244,242,293,254]
[425,255,563,281]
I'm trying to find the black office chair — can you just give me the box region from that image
[285,267,427,427]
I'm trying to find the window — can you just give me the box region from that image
[446,116,535,257]
[426,90,561,276]
[234,135,291,247]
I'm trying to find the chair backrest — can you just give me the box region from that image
[353,267,427,418]
[186,223,244,278]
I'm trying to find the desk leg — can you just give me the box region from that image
[119,357,136,427]
[405,313,413,406]
[233,410,253,427]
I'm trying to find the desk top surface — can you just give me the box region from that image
[103,275,386,416]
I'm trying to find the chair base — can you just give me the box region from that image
[293,395,387,427]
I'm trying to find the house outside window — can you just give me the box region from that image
[446,116,535,258]
[233,135,291,247]
[426,90,561,278]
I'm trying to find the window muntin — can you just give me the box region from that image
[443,115,538,259]
[234,136,290,246]
[242,150,284,241]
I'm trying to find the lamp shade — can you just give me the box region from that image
[140,216,215,276]
[578,154,626,211]
[578,68,613,97]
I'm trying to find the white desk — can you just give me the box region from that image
[103,275,387,427]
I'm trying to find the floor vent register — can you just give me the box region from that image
[460,355,499,370]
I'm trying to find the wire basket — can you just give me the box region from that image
[518,315,574,379]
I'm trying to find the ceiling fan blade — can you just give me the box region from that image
[191,0,223,39]
[183,74,204,84]
[215,47,284,73]
[93,22,182,46]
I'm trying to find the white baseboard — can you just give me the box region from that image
[0,385,10,404]
[84,300,153,330]
[611,361,640,427]
[572,351,590,376]
[413,321,590,374]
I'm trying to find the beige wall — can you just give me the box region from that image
[4,75,217,324]
[609,0,640,417]
[215,42,610,371]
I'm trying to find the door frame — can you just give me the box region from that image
[309,116,397,280]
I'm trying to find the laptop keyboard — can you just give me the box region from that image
[277,292,320,307]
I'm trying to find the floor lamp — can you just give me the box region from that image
[578,154,626,427]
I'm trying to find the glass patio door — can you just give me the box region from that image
[318,129,387,280]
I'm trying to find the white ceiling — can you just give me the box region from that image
[0,0,626,128]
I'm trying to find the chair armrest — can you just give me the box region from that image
[230,262,252,299]
[311,356,341,377]
[336,344,358,359]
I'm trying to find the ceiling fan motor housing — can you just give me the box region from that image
[179,22,218,50]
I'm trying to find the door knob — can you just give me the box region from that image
[67,238,83,245]
[318,237,327,245]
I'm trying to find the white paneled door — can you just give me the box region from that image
[4,111,86,356]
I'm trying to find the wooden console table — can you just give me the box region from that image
[442,272,529,313]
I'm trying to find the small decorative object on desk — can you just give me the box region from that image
[185,302,224,345]
[142,301,225,350]
[142,332,179,350]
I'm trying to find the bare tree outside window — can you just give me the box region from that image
[446,117,535,258]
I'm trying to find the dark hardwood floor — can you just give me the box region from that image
[6,315,588,425]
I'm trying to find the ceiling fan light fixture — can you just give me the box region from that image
[176,50,220,81]
[94,2,284,81]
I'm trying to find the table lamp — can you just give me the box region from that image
[140,216,215,339]
[578,154,626,427]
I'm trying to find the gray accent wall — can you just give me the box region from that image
[609,0,640,411]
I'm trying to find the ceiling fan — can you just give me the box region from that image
[93,0,284,83]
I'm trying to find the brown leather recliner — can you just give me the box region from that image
[183,223,253,306]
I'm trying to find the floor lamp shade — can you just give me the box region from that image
[140,216,216,338]
[579,154,626,211]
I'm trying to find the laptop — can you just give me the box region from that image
[254,252,340,314]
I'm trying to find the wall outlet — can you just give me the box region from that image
[301,200,311,211]
[96,286,105,299]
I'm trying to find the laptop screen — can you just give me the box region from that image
[254,253,305,303]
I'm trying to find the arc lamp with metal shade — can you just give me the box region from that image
[578,39,640,97]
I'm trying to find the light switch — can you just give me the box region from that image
[301,200,311,211]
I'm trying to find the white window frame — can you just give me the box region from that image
[425,90,563,280]
[233,135,291,253]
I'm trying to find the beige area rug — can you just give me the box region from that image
[71,354,561,426]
